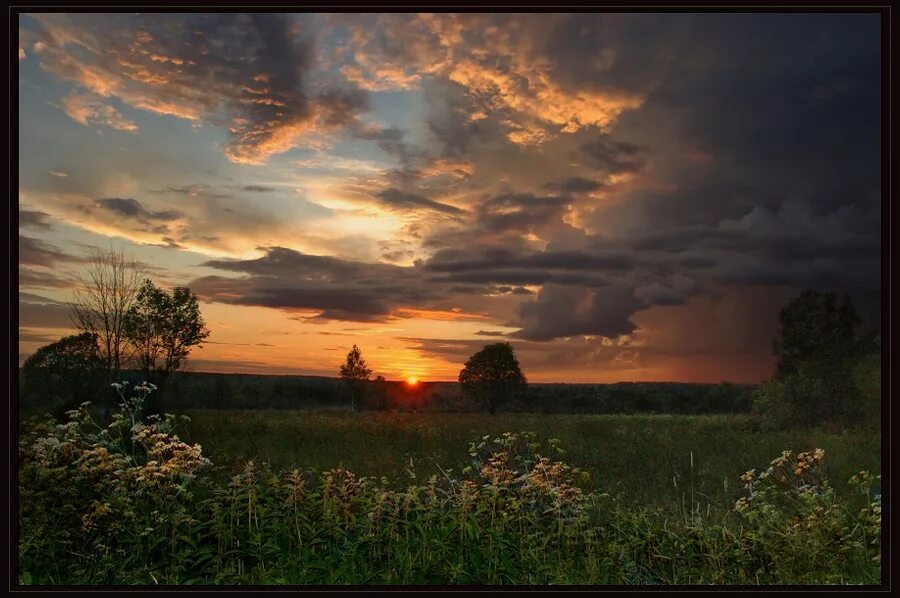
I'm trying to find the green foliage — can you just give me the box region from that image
[756,290,878,428]
[19,394,881,585]
[733,450,882,580]
[124,279,210,384]
[773,290,862,377]
[853,353,882,426]
[153,372,756,414]
[459,343,527,414]
[339,345,372,412]
[21,333,107,416]
[19,383,210,584]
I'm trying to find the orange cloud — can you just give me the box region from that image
[394,308,489,321]
[337,14,645,146]
[61,92,139,132]
[31,14,369,165]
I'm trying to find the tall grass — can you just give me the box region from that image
[18,385,881,585]
[184,410,880,509]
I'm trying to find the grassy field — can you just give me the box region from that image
[20,400,883,584]
[185,410,881,510]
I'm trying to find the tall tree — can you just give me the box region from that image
[339,344,372,411]
[773,290,862,377]
[459,342,527,415]
[123,279,210,386]
[69,247,143,379]
[757,290,868,426]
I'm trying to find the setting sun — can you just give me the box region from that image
[405,376,419,386]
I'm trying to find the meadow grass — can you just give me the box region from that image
[19,395,882,586]
[184,410,881,510]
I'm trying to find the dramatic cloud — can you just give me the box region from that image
[193,246,441,322]
[29,13,371,164]
[579,135,646,175]
[375,188,464,215]
[544,177,605,194]
[18,13,881,381]
[61,91,139,132]
[333,14,645,146]
[94,197,183,223]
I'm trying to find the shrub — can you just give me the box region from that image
[21,332,109,418]
[19,382,210,584]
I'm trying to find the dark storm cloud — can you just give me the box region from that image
[424,246,633,276]
[578,136,647,175]
[514,283,641,341]
[416,13,880,342]
[477,193,571,234]
[192,246,452,322]
[95,198,183,223]
[543,177,605,194]
[589,13,880,227]
[375,188,464,215]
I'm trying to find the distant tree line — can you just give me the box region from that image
[120,370,755,415]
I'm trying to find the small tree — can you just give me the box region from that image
[69,247,144,379]
[21,332,107,416]
[123,279,210,391]
[339,344,372,411]
[459,342,527,414]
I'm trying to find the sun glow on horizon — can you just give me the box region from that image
[405,376,419,386]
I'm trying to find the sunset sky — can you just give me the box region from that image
[17,13,882,383]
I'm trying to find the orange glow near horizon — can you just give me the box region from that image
[405,376,419,386]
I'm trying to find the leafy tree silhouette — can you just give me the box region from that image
[459,342,527,415]
[340,344,372,412]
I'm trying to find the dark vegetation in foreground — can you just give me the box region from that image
[18,385,881,585]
